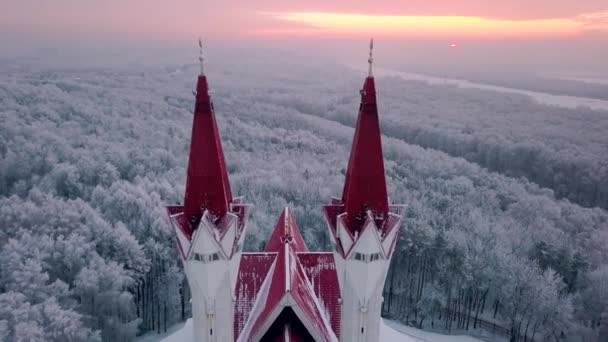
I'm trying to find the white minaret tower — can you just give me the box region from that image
[178,204,249,342]
[167,39,250,342]
[324,39,404,342]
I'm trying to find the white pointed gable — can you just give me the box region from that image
[343,214,388,303]
[348,216,383,257]
[191,219,222,256]
[337,214,354,256]
[220,213,238,258]
[381,213,401,257]
[171,216,192,260]
[188,212,229,299]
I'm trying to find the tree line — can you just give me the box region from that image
[0,60,607,341]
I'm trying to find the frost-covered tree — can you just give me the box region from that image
[1,58,607,341]
[599,310,608,341]
[0,292,98,342]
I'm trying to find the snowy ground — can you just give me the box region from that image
[382,320,489,342]
[136,319,486,342]
[136,320,189,342]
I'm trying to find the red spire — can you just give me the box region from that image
[182,74,232,226]
[341,76,389,231]
[265,207,309,253]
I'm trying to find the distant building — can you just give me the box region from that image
[166,40,404,342]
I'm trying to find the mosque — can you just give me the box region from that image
[166,40,404,342]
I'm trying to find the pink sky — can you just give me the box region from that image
[1,0,607,40]
[1,1,606,72]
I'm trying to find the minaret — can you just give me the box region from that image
[166,39,251,342]
[183,38,233,230]
[341,38,389,231]
[324,39,404,342]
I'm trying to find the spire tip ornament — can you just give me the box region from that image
[368,38,374,77]
[198,37,204,75]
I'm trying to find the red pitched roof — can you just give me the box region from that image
[238,242,338,341]
[233,253,342,341]
[265,208,309,253]
[234,253,277,339]
[297,253,341,338]
[341,76,389,233]
[234,210,341,341]
[182,74,233,233]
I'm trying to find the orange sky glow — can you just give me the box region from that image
[256,11,608,38]
[0,1,606,42]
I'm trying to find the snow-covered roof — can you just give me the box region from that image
[297,252,341,337]
[236,241,338,342]
[233,207,340,341]
[265,207,308,253]
[234,252,277,339]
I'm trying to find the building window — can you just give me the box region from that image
[354,252,365,261]
[352,252,383,263]
[191,252,221,263]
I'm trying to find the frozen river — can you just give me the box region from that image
[358,66,608,112]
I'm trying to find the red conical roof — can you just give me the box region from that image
[265,207,309,253]
[341,76,389,232]
[182,74,233,228]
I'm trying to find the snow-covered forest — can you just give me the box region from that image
[280,75,608,209]
[1,57,607,341]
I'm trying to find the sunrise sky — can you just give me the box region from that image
[1,0,607,71]
[2,0,607,39]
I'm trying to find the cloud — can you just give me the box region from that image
[0,0,606,41]
[266,12,604,39]
[246,0,608,20]
[575,11,608,31]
